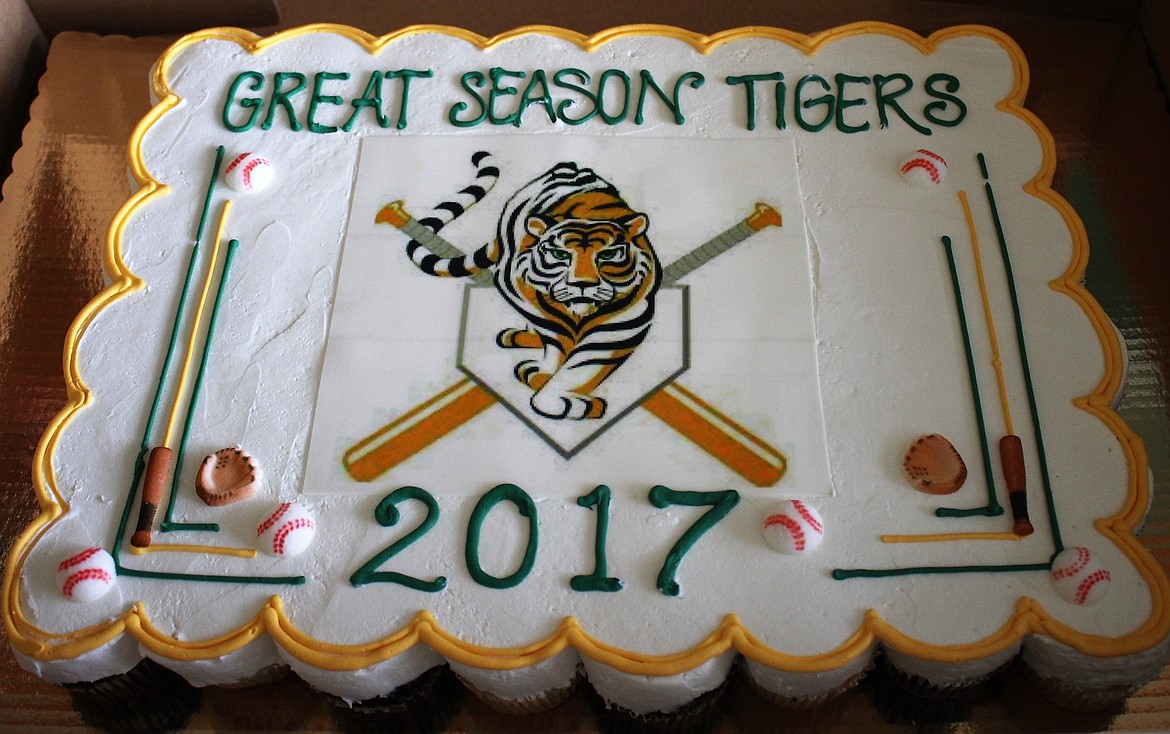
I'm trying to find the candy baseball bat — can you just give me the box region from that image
[999,434,1033,536]
[130,446,174,547]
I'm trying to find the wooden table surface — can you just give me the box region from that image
[1,6,1169,730]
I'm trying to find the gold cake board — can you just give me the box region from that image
[1,20,1168,732]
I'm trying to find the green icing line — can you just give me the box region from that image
[979,152,1063,553]
[570,485,623,592]
[195,146,225,243]
[109,149,300,584]
[936,235,1004,518]
[113,147,224,562]
[465,484,538,589]
[118,567,305,585]
[160,238,241,533]
[648,485,739,597]
[832,153,1071,582]
[833,562,1050,581]
[350,486,447,591]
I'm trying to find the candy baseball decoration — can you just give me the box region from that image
[257,502,316,557]
[57,548,116,602]
[1050,547,1111,605]
[224,152,274,193]
[899,149,947,187]
[762,500,824,555]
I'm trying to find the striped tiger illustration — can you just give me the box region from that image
[383,152,661,421]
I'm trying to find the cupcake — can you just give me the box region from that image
[327,664,463,733]
[63,658,201,734]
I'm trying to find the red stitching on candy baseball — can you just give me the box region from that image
[791,500,822,534]
[258,502,292,536]
[916,149,946,165]
[62,568,111,598]
[241,158,265,188]
[900,159,940,183]
[224,152,249,174]
[58,547,101,571]
[272,517,314,555]
[1052,547,1091,580]
[1074,569,1110,604]
[765,514,805,551]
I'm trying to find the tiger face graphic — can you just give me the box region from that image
[388,154,661,421]
[520,210,650,317]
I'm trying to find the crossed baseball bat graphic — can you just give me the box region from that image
[343,199,786,487]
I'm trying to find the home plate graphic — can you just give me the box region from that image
[302,136,831,498]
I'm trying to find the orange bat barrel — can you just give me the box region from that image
[999,435,1033,536]
[131,446,173,547]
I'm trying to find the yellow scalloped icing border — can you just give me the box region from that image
[4,21,1166,682]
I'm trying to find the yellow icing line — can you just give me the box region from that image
[5,22,1164,682]
[126,543,257,559]
[881,532,1024,543]
[960,189,1015,436]
[163,200,232,448]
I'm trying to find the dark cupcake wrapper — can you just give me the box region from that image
[880,653,1007,700]
[587,666,732,734]
[64,657,201,734]
[326,664,464,734]
[1020,662,1136,712]
[206,673,325,730]
[866,653,1003,726]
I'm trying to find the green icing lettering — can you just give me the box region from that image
[873,73,930,135]
[834,73,871,133]
[648,485,739,597]
[261,72,308,131]
[513,69,557,127]
[466,483,538,589]
[449,71,489,127]
[341,71,389,131]
[350,486,447,591]
[570,485,623,592]
[774,74,788,130]
[552,68,598,125]
[794,75,834,132]
[726,72,783,131]
[340,69,432,132]
[222,71,265,132]
[923,73,967,127]
[488,67,526,126]
[307,71,350,134]
[388,69,433,130]
[596,69,631,124]
[634,70,704,125]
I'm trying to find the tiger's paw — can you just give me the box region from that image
[531,391,607,420]
[515,360,552,389]
[497,328,542,349]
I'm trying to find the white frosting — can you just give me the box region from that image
[744,643,877,700]
[5,24,1167,715]
[883,642,1019,688]
[582,650,736,715]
